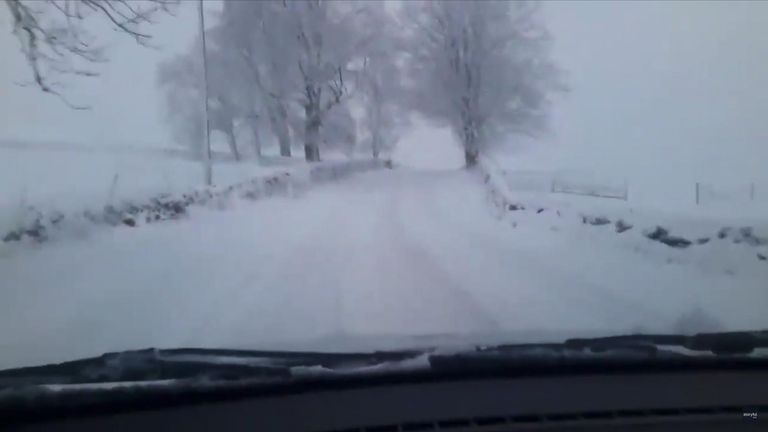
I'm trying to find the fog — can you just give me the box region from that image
[1,0,767,371]
[1,1,767,179]
[542,0,768,182]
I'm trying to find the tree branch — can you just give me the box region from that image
[5,0,178,107]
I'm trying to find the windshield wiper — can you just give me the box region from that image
[0,347,425,389]
[2,334,767,429]
[427,331,768,373]
[563,330,768,355]
[2,331,767,390]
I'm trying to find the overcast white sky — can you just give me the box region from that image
[1,1,767,180]
[541,0,768,181]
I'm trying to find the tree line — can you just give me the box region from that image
[7,0,562,168]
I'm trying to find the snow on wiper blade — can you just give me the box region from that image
[0,347,426,388]
[428,342,683,373]
[0,349,287,388]
[564,331,768,355]
[4,333,766,389]
[427,331,768,373]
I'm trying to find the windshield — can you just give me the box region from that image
[0,0,766,374]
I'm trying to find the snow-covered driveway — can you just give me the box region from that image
[1,168,767,369]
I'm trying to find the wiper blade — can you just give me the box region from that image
[429,342,681,373]
[564,331,768,355]
[0,347,426,389]
[3,331,766,389]
[428,331,768,374]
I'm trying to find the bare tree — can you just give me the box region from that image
[286,0,361,162]
[157,39,247,162]
[211,0,374,162]
[359,56,408,160]
[209,97,241,161]
[157,46,205,158]
[5,0,177,108]
[215,1,296,158]
[403,1,563,167]
[322,103,357,157]
[356,4,409,160]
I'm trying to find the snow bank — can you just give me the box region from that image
[1,150,389,248]
[307,159,391,183]
[490,147,768,220]
[0,145,301,235]
[478,156,768,265]
[476,155,518,217]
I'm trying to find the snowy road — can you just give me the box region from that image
[2,168,767,369]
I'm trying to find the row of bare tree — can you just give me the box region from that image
[6,0,563,167]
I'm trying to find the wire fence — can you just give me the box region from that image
[695,182,757,205]
[502,170,762,206]
[502,170,629,201]
[551,179,629,200]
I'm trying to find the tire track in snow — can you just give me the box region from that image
[178,194,350,349]
[291,169,504,337]
[382,177,502,333]
[387,170,668,333]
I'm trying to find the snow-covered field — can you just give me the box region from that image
[1,165,766,370]
[489,147,768,222]
[0,144,302,236]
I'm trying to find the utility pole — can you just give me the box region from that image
[199,0,213,186]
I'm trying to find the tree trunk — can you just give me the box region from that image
[266,103,291,158]
[275,104,291,157]
[462,119,479,168]
[370,85,383,160]
[278,135,291,157]
[250,124,262,159]
[464,148,478,168]
[304,123,321,162]
[372,134,380,160]
[304,106,321,162]
[226,129,241,161]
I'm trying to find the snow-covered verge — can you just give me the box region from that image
[0,147,388,248]
[0,145,304,237]
[478,156,768,267]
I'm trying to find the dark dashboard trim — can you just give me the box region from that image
[3,359,768,427]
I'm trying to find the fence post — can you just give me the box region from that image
[750,182,755,201]
[623,180,629,201]
[108,173,120,204]
[695,182,699,205]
